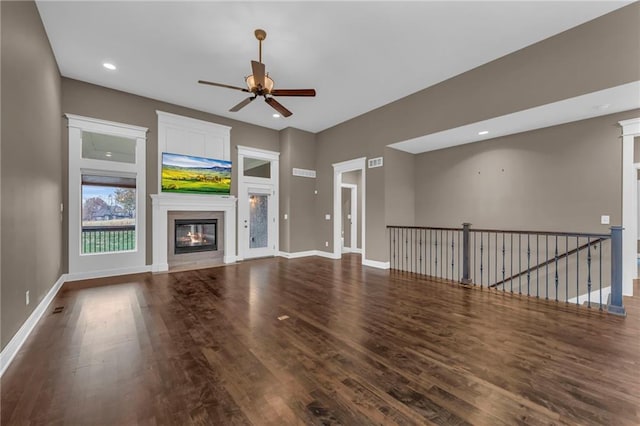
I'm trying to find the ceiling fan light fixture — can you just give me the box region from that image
[246,74,274,93]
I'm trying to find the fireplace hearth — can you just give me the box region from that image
[174,219,217,254]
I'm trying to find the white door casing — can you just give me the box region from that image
[332,157,366,262]
[237,146,279,260]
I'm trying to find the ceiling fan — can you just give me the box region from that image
[198,29,316,118]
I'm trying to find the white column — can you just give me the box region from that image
[619,118,640,296]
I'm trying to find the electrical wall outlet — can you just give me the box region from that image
[25,290,30,306]
[284,213,288,220]
[601,215,610,225]
[325,214,331,220]
[325,241,329,247]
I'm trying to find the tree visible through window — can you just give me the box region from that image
[81,175,136,254]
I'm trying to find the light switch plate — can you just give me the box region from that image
[600,215,610,225]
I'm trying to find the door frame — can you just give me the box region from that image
[332,157,366,262]
[341,183,358,253]
[620,118,640,296]
[237,145,279,260]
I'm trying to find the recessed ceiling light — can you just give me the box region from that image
[103,62,116,71]
[478,130,489,135]
[105,151,113,157]
[272,113,281,118]
[596,104,611,110]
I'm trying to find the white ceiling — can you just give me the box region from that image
[37,1,631,133]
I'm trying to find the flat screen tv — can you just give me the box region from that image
[161,152,232,195]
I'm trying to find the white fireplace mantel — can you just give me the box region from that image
[151,193,237,272]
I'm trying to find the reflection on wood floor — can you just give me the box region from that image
[2,254,639,425]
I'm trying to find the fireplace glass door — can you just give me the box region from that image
[174,219,217,254]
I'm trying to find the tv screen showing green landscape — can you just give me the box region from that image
[161,152,231,194]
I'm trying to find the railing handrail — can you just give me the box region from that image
[82,225,135,232]
[489,236,608,288]
[386,225,610,239]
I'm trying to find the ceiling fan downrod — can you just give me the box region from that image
[255,29,266,63]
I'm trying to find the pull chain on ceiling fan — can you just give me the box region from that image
[198,29,316,117]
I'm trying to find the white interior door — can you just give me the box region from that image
[240,185,276,259]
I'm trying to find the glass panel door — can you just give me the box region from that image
[249,193,269,249]
[241,185,275,259]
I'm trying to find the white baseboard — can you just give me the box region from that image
[350,247,362,254]
[223,255,237,264]
[66,265,151,281]
[362,258,391,269]
[278,250,341,260]
[0,273,67,377]
[315,250,341,260]
[278,250,317,259]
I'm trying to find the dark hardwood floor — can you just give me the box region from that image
[2,254,639,425]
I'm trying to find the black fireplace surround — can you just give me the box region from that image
[174,219,217,254]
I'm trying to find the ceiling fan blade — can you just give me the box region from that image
[229,97,255,112]
[265,97,292,117]
[251,60,266,89]
[271,89,316,97]
[198,80,249,92]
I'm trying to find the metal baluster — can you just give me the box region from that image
[473,232,478,284]
[565,236,569,304]
[576,236,580,306]
[526,234,531,296]
[457,231,461,281]
[405,229,409,272]
[587,237,592,308]
[445,231,449,279]
[536,235,539,298]
[487,232,490,287]
[546,235,549,300]
[429,229,432,277]
[451,232,455,280]
[419,230,423,275]
[518,234,522,295]
[440,229,446,278]
[510,233,514,293]
[480,232,484,288]
[599,239,603,310]
[394,228,398,270]
[435,230,438,279]
[495,233,498,289]
[554,236,559,302]
[390,228,394,269]
[501,233,506,292]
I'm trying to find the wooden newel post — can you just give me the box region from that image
[461,223,471,284]
[608,226,626,316]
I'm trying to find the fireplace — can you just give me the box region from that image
[174,219,217,254]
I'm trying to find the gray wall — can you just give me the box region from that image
[415,110,640,232]
[315,3,639,262]
[1,1,63,350]
[385,148,415,227]
[278,128,317,253]
[62,78,280,266]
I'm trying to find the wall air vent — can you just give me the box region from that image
[292,168,316,178]
[368,157,383,168]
